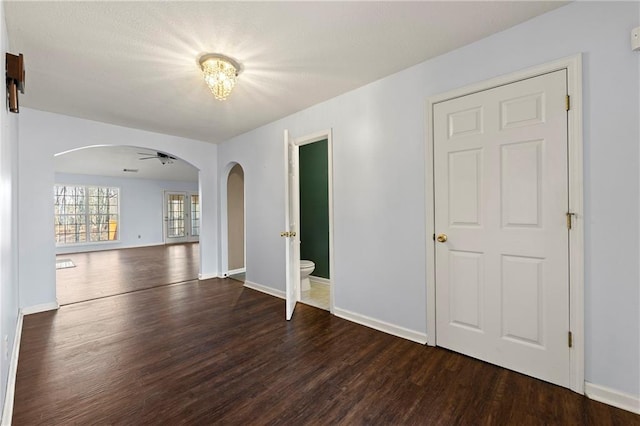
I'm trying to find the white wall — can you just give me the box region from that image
[18,109,219,309]
[54,173,198,254]
[0,1,20,414]
[217,2,640,397]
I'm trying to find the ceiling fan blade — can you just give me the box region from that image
[138,157,156,160]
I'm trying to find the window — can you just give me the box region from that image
[54,185,119,245]
[191,194,200,237]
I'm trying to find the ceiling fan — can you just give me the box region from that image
[138,151,176,165]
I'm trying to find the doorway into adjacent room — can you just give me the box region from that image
[54,145,201,305]
[283,129,335,319]
[298,139,331,311]
[226,163,246,282]
[163,191,200,244]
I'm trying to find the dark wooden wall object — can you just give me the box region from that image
[6,52,25,113]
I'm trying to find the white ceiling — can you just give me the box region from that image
[5,1,568,145]
[54,146,199,182]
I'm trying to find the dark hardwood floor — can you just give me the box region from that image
[56,243,199,305]
[14,278,639,425]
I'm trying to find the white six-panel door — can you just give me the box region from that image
[433,70,570,387]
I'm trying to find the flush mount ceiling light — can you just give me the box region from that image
[198,53,242,101]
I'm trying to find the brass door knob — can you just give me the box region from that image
[436,233,448,243]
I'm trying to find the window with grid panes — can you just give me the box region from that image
[54,185,119,245]
[191,194,200,237]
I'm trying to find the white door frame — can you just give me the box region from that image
[425,54,584,394]
[163,191,189,244]
[290,129,335,313]
[187,192,200,243]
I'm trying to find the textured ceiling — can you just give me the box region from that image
[5,1,567,144]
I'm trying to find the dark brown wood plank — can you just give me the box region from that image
[14,277,640,425]
[56,243,199,305]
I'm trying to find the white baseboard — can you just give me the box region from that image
[585,382,640,414]
[333,307,427,344]
[21,302,59,316]
[309,276,331,286]
[226,268,246,276]
[243,280,285,300]
[198,272,219,281]
[55,241,165,255]
[2,312,23,426]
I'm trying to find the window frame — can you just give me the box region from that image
[54,184,121,247]
[190,193,200,238]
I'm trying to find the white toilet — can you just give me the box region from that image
[300,260,315,292]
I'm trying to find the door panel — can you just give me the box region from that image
[448,250,483,331]
[284,130,300,320]
[501,254,544,346]
[434,70,570,387]
[448,149,482,226]
[501,140,542,227]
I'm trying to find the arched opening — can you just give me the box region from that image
[225,163,245,281]
[53,145,201,305]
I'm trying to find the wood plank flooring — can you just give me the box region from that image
[14,278,639,425]
[56,243,199,305]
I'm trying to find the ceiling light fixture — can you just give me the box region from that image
[198,53,242,101]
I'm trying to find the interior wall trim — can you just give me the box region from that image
[21,302,59,316]
[585,382,640,415]
[2,312,23,426]
[333,307,427,344]
[309,276,330,286]
[244,281,285,300]
[55,241,165,255]
[199,272,220,280]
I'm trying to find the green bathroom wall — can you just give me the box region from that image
[299,139,330,279]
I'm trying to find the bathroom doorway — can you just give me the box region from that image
[298,139,331,311]
[284,129,334,315]
[226,163,246,282]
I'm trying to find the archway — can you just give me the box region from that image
[220,162,246,280]
[53,145,201,304]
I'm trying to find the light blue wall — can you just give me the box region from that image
[3,0,638,407]
[0,1,20,416]
[54,173,197,254]
[218,2,640,397]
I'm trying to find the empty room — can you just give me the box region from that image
[0,1,638,424]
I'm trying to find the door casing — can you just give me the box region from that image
[163,191,199,244]
[285,129,336,315]
[425,54,584,394]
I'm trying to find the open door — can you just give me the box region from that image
[283,129,300,320]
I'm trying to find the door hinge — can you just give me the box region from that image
[566,212,575,230]
[568,331,573,348]
[566,94,570,111]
